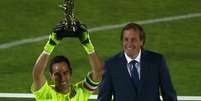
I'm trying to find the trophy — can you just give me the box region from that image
[59,0,78,37]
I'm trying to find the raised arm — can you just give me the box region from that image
[77,23,103,82]
[32,51,49,91]
[88,52,103,81]
[32,25,62,91]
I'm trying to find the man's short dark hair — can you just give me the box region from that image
[120,23,145,45]
[50,56,72,75]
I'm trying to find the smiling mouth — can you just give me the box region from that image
[127,45,136,49]
[59,81,67,85]
[127,47,135,50]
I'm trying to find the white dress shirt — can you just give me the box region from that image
[124,50,141,79]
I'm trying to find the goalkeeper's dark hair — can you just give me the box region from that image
[120,23,145,45]
[50,56,72,75]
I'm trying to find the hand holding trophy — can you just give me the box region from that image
[58,0,94,54]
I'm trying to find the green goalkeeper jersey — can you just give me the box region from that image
[31,73,100,101]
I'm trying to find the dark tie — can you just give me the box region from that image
[130,60,140,88]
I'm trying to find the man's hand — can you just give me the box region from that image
[44,32,61,54]
[76,22,95,54]
[43,23,66,54]
[53,22,77,38]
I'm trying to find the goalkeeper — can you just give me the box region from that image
[31,22,103,101]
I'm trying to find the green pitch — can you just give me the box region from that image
[0,0,201,100]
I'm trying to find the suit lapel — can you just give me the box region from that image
[117,50,151,95]
[118,52,136,92]
[138,50,148,93]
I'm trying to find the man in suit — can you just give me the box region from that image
[97,23,177,101]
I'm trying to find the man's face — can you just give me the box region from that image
[122,29,143,58]
[50,62,71,93]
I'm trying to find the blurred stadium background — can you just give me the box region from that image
[0,0,201,100]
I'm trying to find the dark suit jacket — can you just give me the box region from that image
[98,50,177,101]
